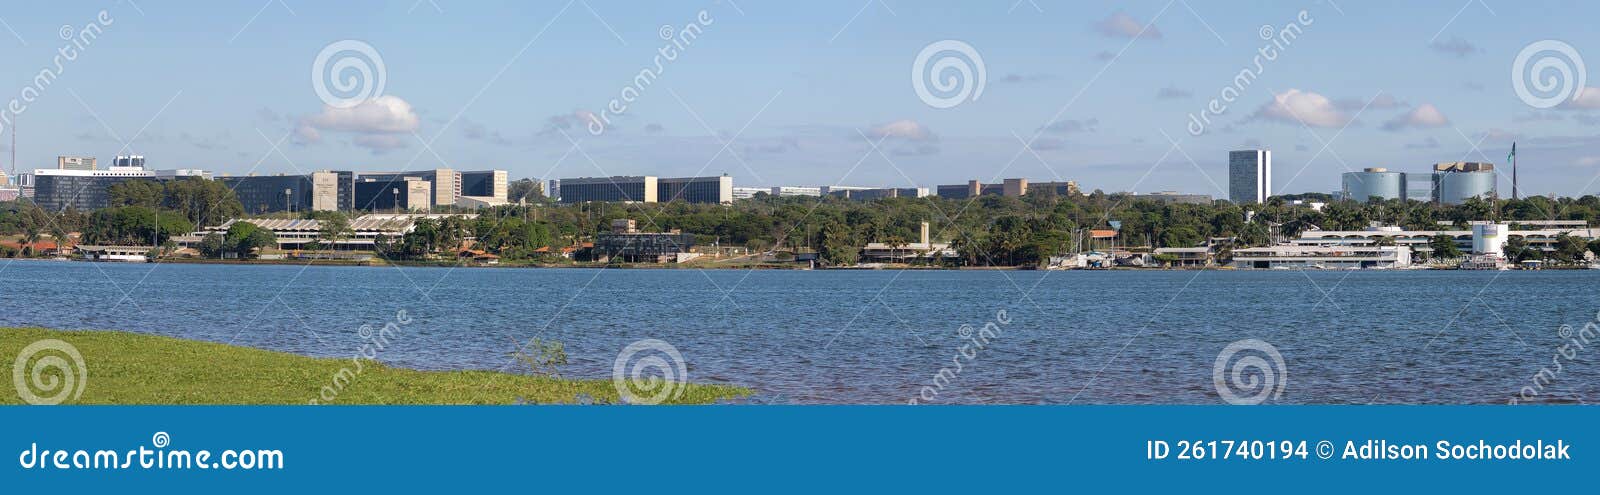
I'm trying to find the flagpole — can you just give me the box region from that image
[1510,142,1518,201]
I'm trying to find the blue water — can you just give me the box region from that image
[1,259,1595,404]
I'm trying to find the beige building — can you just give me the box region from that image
[57,156,97,171]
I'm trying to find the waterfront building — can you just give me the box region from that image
[30,166,210,212]
[1431,162,1496,205]
[1152,246,1215,267]
[594,219,697,262]
[1228,149,1272,204]
[354,177,432,212]
[860,222,957,262]
[1231,245,1412,269]
[1131,191,1212,205]
[1342,167,1408,202]
[56,156,96,171]
[1290,221,1597,257]
[175,213,475,252]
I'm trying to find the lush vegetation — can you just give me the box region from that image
[8,183,1600,266]
[0,328,748,405]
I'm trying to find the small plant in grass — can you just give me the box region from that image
[511,338,568,378]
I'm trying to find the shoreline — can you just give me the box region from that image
[0,328,749,405]
[6,256,1595,271]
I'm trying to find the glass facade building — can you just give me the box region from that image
[1228,149,1272,204]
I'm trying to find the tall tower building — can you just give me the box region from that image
[1228,149,1272,204]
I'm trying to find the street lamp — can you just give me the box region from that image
[284,188,292,215]
[392,187,400,214]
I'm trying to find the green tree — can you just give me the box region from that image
[198,232,228,258]
[1429,233,1462,259]
[316,212,353,252]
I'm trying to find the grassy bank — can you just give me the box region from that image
[1,328,748,405]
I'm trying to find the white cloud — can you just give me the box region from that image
[1334,94,1407,111]
[301,95,420,134]
[867,119,933,140]
[1039,118,1099,134]
[1254,89,1351,128]
[1382,103,1449,131]
[1429,37,1479,58]
[1094,12,1161,40]
[296,95,421,152]
[1565,87,1600,109]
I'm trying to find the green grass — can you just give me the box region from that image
[1,328,749,405]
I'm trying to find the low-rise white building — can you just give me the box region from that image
[1231,245,1411,269]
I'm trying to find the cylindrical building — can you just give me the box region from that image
[1432,162,1497,205]
[1342,167,1407,202]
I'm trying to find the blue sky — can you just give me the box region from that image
[2,0,1599,197]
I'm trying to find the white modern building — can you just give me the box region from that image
[1228,149,1272,204]
[1231,245,1412,269]
[732,186,768,200]
[770,186,822,197]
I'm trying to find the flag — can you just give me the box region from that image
[1508,142,1516,163]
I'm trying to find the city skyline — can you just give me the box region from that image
[1,1,1599,198]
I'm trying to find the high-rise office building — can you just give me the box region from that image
[658,175,733,204]
[220,174,314,214]
[1228,149,1272,204]
[359,169,460,207]
[558,175,733,204]
[30,166,209,212]
[459,170,508,202]
[354,177,432,212]
[310,170,356,212]
[559,176,658,203]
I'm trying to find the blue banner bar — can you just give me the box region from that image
[1,405,1593,492]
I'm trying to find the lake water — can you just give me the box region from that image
[1,259,1596,404]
